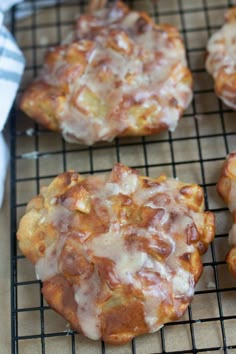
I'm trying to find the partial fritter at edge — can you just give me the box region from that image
[206,7,236,110]
[20,1,193,145]
[217,152,236,277]
[17,163,215,344]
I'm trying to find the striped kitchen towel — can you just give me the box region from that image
[0,8,25,131]
[0,1,25,207]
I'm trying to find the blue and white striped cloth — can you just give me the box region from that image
[0,5,25,131]
[0,1,25,207]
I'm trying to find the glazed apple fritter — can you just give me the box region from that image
[17,163,215,344]
[20,1,193,145]
[206,7,236,110]
[217,151,236,277]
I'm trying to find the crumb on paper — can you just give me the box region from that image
[39,36,49,46]
[195,319,202,323]
[21,151,39,159]
[25,128,35,136]
[207,281,216,289]
[21,151,50,159]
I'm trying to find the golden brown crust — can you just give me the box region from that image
[206,7,236,110]
[100,284,149,344]
[217,152,236,204]
[17,163,215,344]
[20,1,192,145]
[226,245,236,276]
[217,151,236,277]
[42,274,82,332]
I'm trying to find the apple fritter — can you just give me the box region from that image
[217,151,236,277]
[17,163,215,344]
[206,7,236,110]
[20,1,193,145]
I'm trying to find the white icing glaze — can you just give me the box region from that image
[74,270,101,340]
[118,170,139,195]
[36,240,62,281]
[47,205,71,233]
[90,223,147,285]
[142,284,166,330]
[145,257,171,281]
[104,182,120,196]
[133,185,164,206]
[172,268,194,298]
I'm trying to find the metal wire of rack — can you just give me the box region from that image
[9,0,236,353]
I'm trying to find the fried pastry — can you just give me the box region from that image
[17,163,215,344]
[217,151,236,277]
[20,1,193,145]
[206,7,236,110]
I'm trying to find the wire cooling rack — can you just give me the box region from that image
[9,0,236,353]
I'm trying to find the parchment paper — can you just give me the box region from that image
[1,0,236,353]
